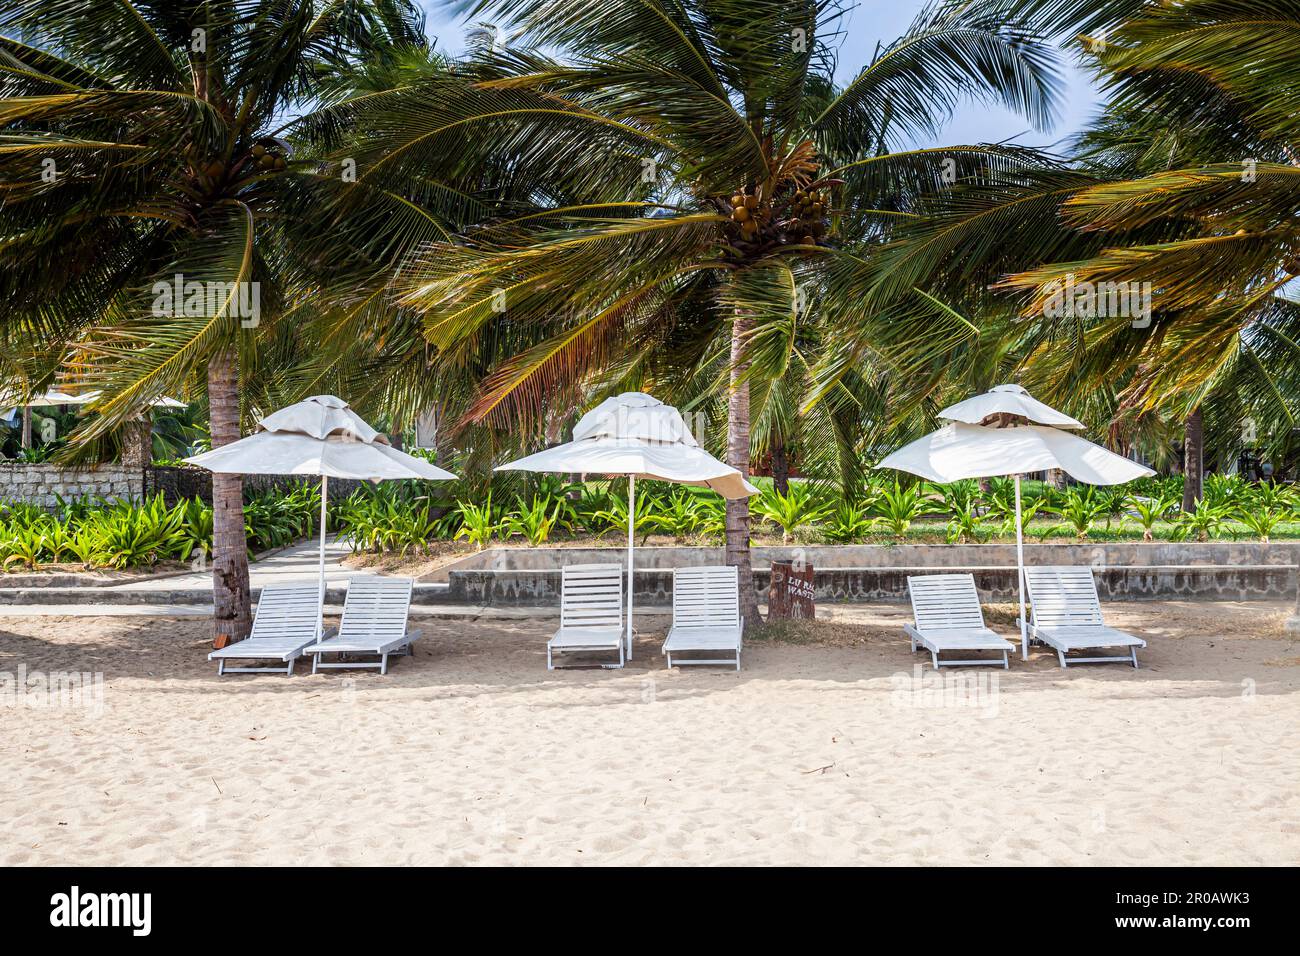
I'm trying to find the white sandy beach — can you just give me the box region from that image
[2,601,1298,866]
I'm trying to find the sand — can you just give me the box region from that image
[2,601,1298,866]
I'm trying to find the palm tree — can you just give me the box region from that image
[840,4,1300,438]
[0,1,469,639]
[382,0,1065,625]
[830,2,1300,612]
[998,0,1300,620]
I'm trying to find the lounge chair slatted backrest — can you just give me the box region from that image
[208,584,322,675]
[672,566,740,630]
[249,584,323,643]
[335,575,414,643]
[1025,566,1105,628]
[907,574,986,631]
[560,563,624,632]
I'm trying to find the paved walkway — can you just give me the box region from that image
[0,602,587,621]
[0,535,674,622]
[108,535,355,591]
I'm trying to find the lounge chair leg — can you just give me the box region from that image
[312,654,319,675]
[380,652,389,676]
[735,652,740,672]
[931,650,939,669]
[287,659,294,677]
[1002,651,1009,670]
[1057,649,1068,668]
[547,646,554,671]
[217,660,224,676]
[1131,647,1139,669]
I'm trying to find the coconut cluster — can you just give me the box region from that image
[730,191,760,238]
[790,187,828,244]
[721,180,833,257]
[250,142,287,173]
[192,140,288,191]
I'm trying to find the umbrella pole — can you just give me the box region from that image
[627,474,635,662]
[1015,474,1028,661]
[318,475,328,643]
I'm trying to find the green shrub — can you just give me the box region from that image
[1045,487,1110,539]
[753,482,832,543]
[823,500,873,543]
[945,502,987,544]
[454,496,500,550]
[505,496,564,546]
[1171,503,1232,542]
[870,479,937,538]
[1124,492,1178,541]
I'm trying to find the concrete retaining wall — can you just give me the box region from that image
[0,463,144,508]
[446,541,1300,571]
[445,543,1300,607]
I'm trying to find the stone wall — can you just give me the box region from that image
[0,462,145,508]
[447,563,1299,606]
[0,463,367,510]
[445,541,1300,572]
[445,542,1300,607]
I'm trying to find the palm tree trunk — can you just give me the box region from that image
[726,311,760,629]
[120,417,152,468]
[208,347,252,642]
[771,436,790,496]
[1182,407,1203,515]
[20,405,31,449]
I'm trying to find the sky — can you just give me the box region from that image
[417,0,1103,152]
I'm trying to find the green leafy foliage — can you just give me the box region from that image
[454,496,500,551]
[822,500,874,543]
[1045,486,1110,539]
[752,482,833,543]
[870,479,937,538]
[1124,492,1178,541]
[1171,503,1232,542]
[505,496,565,546]
[5,471,1300,573]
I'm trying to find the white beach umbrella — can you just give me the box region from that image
[185,395,456,639]
[938,383,1085,430]
[877,384,1153,660]
[0,388,186,409]
[496,392,758,658]
[0,389,185,444]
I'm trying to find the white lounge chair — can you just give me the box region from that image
[208,584,321,676]
[1023,566,1146,668]
[662,565,743,670]
[904,573,1014,669]
[303,576,420,675]
[548,563,625,670]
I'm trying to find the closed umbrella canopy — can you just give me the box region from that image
[877,385,1153,661]
[185,395,456,639]
[938,383,1084,429]
[497,392,757,660]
